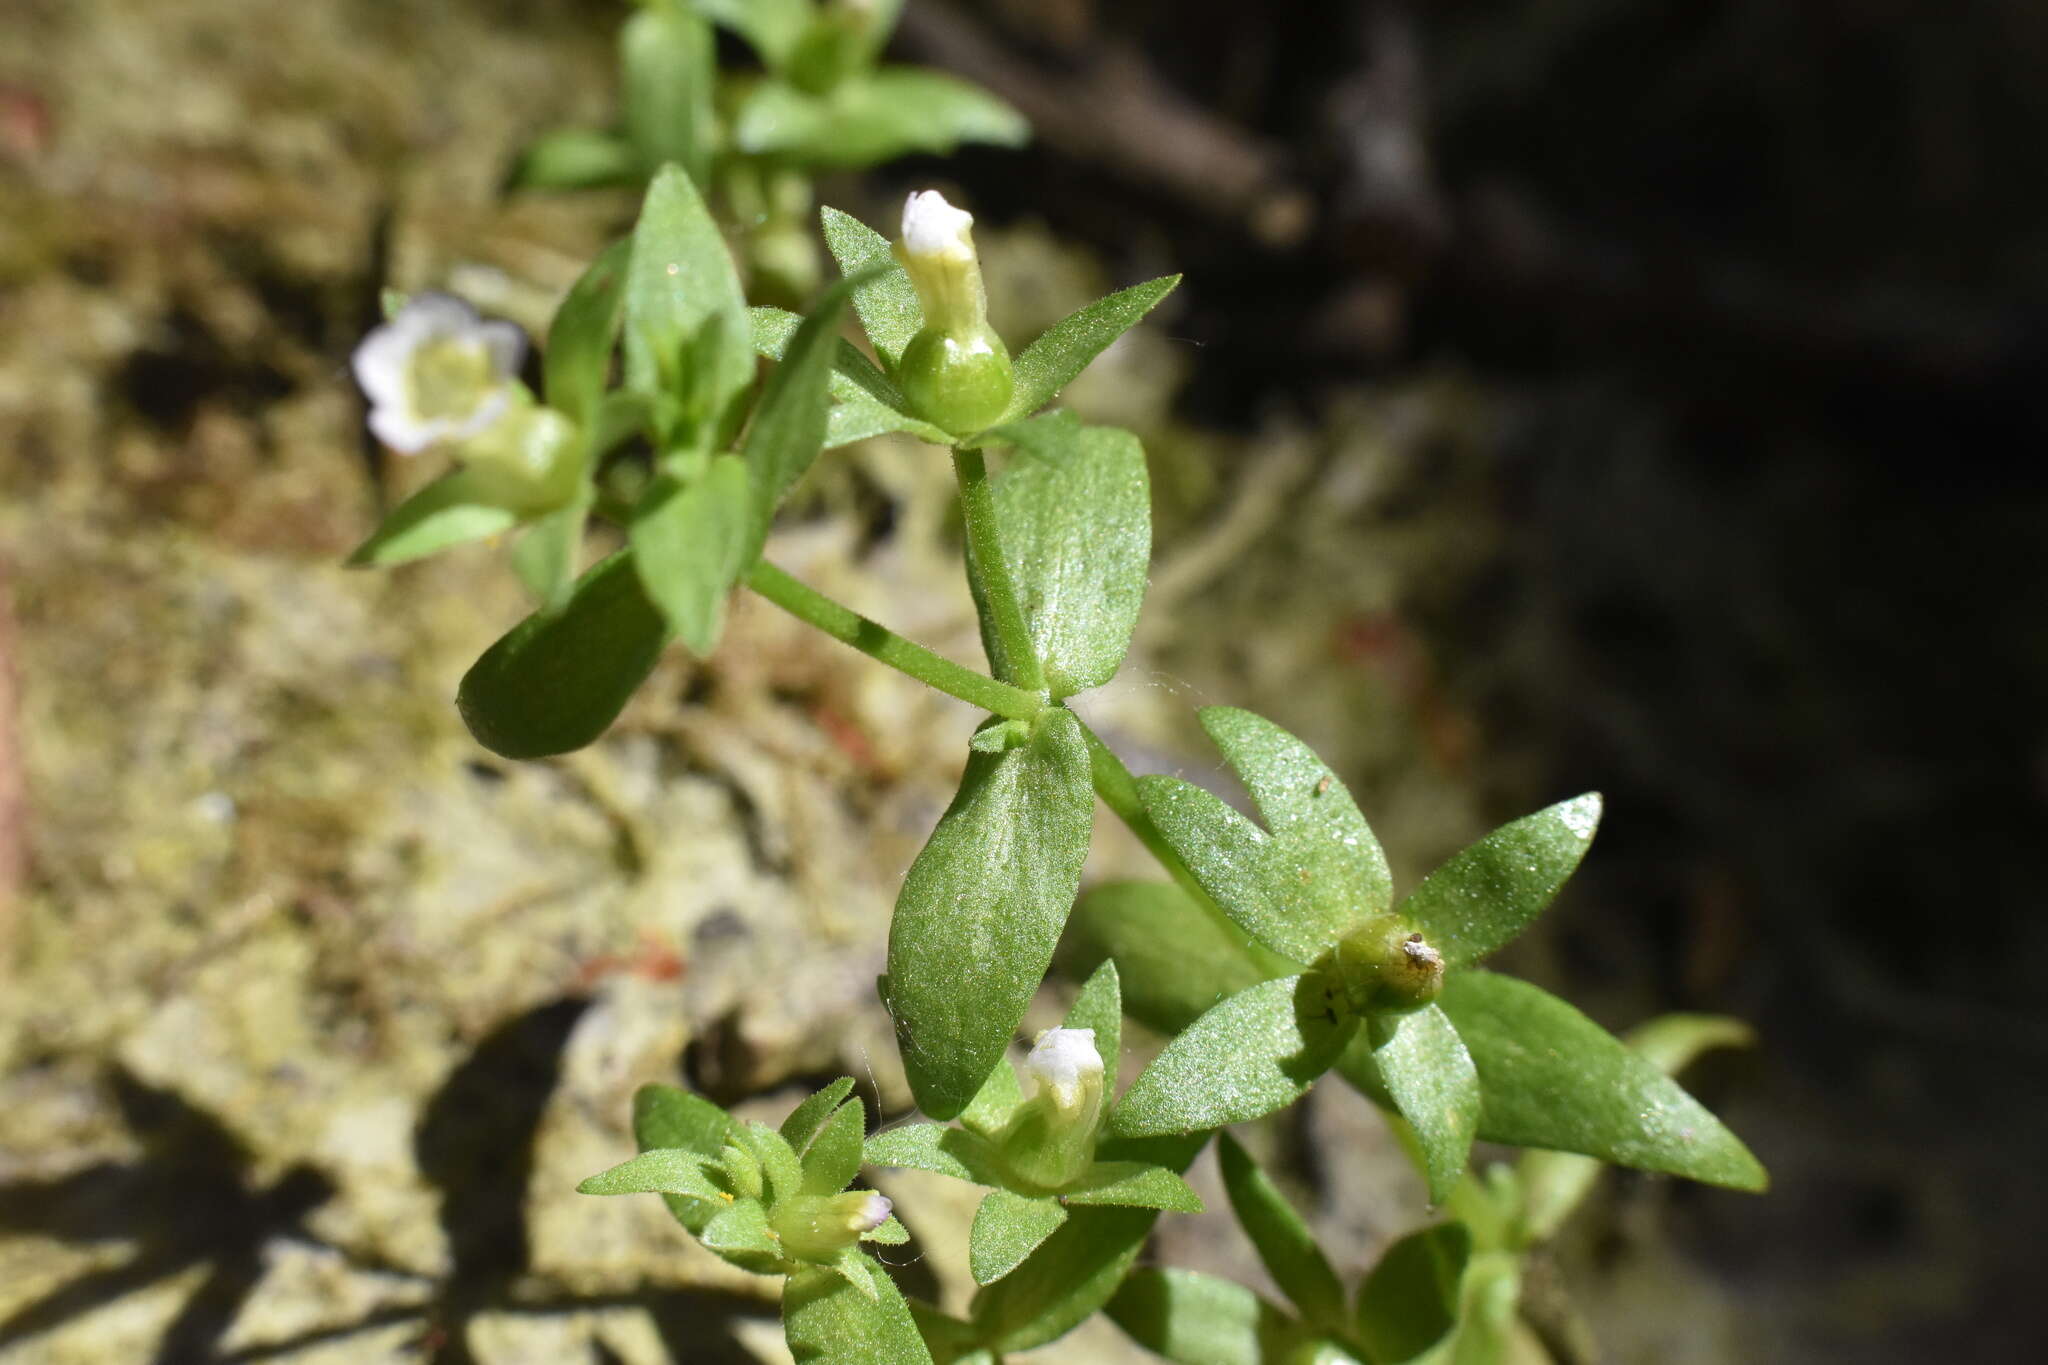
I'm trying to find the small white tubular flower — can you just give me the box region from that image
[1023,1027,1104,1118]
[849,1191,894,1233]
[351,293,526,454]
[900,189,977,264]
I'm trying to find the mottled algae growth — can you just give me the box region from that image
[0,2,1556,1362]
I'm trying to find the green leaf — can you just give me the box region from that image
[577,1147,722,1200]
[347,469,519,567]
[623,165,751,435]
[691,0,811,70]
[1518,1013,1757,1244]
[510,497,588,612]
[1062,958,1121,1085]
[1107,1268,1296,1365]
[885,709,1094,1119]
[782,1078,859,1152]
[821,206,922,369]
[1437,971,1767,1191]
[545,238,632,428]
[1215,1133,1345,1332]
[634,1084,734,1234]
[1002,275,1179,423]
[959,1053,1024,1139]
[829,1244,879,1299]
[970,414,1150,697]
[786,1254,938,1365]
[628,455,751,656]
[1399,795,1601,968]
[968,1132,1206,1352]
[1108,976,1354,1139]
[700,1197,787,1274]
[743,276,859,558]
[863,1123,1008,1186]
[866,1215,910,1245]
[1353,1222,1470,1365]
[733,69,1028,169]
[1370,1005,1481,1205]
[801,1096,867,1195]
[970,1190,1068,1285]
[733,1120,805,1206]
[458,548,670,759]
[621,4,715,184]
[1415,1252,1521,1365]
[1061,1161,1203,1212]
[1207,705,1391,958]
[1135,778,1288,957]
[1063,881,1272,1036]
[509,128,639,192]
[750,304,953,449]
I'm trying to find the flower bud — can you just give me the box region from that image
[352,293,526,454]
[999,1027,1105,1190]
[454,400,583,514]
[1309,915,1446,1020]
[892,190,1013,434]
[771,1191,894,1263]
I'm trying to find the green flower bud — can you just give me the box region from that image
[1308,914,1446,1020]
[770,1191,894,1263]
[999,1027,1105,1190]
[453,398,583,514]
[893,190,1014,434]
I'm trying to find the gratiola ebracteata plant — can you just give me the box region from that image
[345,29,1764,1358]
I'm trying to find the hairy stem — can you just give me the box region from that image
[744,560,1046,721]
[951,446,1048,692]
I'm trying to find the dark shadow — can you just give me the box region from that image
[0,1068,334,1361]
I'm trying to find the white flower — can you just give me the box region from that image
[848,1191,893,1233]
[351,293,526,454]
[1022,1027,1104,1117]
[899,189,976,263]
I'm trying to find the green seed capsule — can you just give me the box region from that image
[1308,914,1446,1020]
[896,326,1014,436]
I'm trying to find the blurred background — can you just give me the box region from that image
[2,1,2043,1362]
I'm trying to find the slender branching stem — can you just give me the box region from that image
[950,446,1049,693]
[744,560,1046,721]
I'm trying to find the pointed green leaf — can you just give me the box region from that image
[1400,794,1601,968]
[750,303,953,448]
[786,1253,938,1365]
[801,1097,867,1195]
[509,128,639,192]
[782,1078,859,1152]
[1107,1268,1297,1365]
[1002,275,1179,423]
[885,709,1094,1119]
[743,276,860,557]
[348,469,519,567]
[621,5,715,184]
[865,1214,910,1245]
[1136,776,1298,965]
[691,0,811,70]
[458,548,670,759]
[733,1120,806,1206]
[544,238,632,427]
[969,414,1150,697]
[1519,1013,1758,1243]
[830,1244,878,1299]
[1413,1251,1521,1365]
[733,69,1028,169]
[577,1148,722,1200]
[1204,706,1392,954]
[970,1190,1068,1285]
[1438,971,1767,1191]
[633,1084,734,1234]
[821,205,922,369]
[1062,958,1121,1085]
[624,165,751,428]
[629,455,751,656]
[1061,1161,1202,1212]
[1369,1005,1480,1205]
[1064,881,1273,1036]
[510,497,588,612]
[1108,977,1353,1138]
[1353,1222,1470,1365]
[959,1054,1025,1139]
[700,1197,787,1274]
[968,1132,1206,1351]
[1215,1133,1345,1331]
[863,1123,1007,1186]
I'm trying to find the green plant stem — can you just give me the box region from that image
[744,560,1046,721]
[951,446,1048,693]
